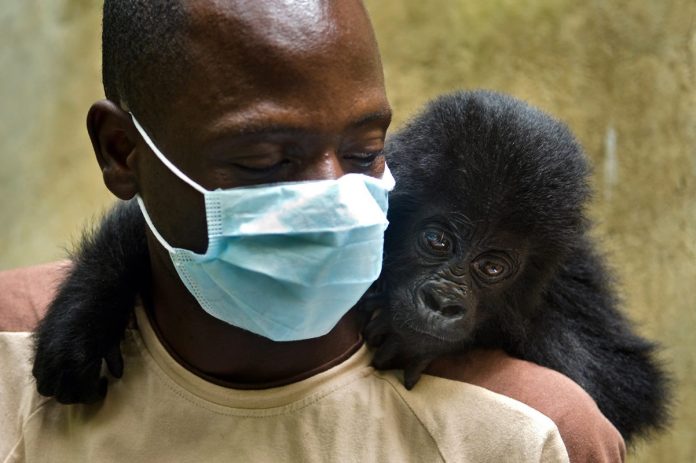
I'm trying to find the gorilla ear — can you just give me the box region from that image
[86,100,139,201]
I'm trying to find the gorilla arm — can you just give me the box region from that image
[32,200,147,404]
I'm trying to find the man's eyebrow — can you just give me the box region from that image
[347,109,393,129]
[230,124,307,137]
[214,109,393,139]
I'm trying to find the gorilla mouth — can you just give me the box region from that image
[403,318,467,344]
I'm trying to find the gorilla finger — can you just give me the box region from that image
[372,339,402,370]
[403,359,431,390]
[34,367,59,397]
[364,318,391,347]
[77,377,109,404]
[357,295,387,314]
[57,376,106,404]
[32,354,60,396]
[105,344,124,378]
[54,362,103,404]
[364,330,385,348]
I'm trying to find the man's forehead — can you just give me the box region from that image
[185,0,366,53]
[150,0,381,125]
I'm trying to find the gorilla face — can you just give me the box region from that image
[382,206,529,347]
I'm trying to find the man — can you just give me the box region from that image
[0,1,624,461]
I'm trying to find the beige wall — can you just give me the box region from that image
[0,1,111,267]
[1,1,694,461]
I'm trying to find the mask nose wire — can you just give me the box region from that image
[130,114,209,195]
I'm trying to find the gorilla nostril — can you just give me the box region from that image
[423,291,440,312]
[440,305,466,317]
[422,290,467,318]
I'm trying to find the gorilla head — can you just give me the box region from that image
[380,90,590,350]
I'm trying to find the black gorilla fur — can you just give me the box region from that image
[32,90,670,443]
[33,201,148,404]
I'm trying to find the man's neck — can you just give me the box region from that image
[144,250,366,389]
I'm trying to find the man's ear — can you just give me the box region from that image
[86,100,140,200]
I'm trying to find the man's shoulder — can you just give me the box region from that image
[0,262,68,458]
[372,365,570,463]
[0,261,70,332]
[0,330,50,459]
[426,349,626,463]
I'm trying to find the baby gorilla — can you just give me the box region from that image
[33,90,669,443]
[364,91,670,442]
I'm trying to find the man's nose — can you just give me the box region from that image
[301,151,346,181]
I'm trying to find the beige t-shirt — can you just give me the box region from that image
[0,306,570,463]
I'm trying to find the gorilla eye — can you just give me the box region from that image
[482,262,504,276]
[421,229,452,255]
[472,254,513,283]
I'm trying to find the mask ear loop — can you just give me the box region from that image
[130,114,211,254]
[135,195,177,253]
[130,114,208,194]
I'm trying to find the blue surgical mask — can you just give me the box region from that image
[131,115,395,341]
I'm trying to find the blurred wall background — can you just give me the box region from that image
[0,1,694,461]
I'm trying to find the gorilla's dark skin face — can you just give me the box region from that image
[86,0,391,387]
[367,209,531,388]
[388,211,529,344]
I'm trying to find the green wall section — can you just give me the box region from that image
[1,1,694,460]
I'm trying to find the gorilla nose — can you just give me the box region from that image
[439,304,467,317]
[423,290,467,318]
